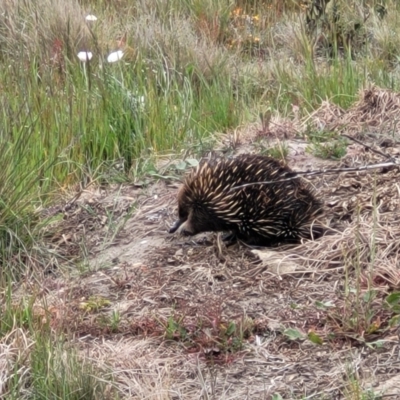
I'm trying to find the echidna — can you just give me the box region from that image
[169,154,324,246]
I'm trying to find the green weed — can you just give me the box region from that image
[306,129,348,159]
[157,310,254,355]
[265,141,289,160]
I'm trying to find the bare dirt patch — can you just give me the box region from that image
[28,88,400,398]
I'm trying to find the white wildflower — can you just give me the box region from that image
[85,14,97,21]
[77,51,93,62]
[107,50,124,63]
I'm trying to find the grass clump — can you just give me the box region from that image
[0,287,114,399]
[156,309,255,356]
[3,333,114,399]
[264,141,289,160]
[306,129,348,159]
[0,120,55,279]
[28,336,112,400]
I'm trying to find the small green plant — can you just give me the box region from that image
[172,158,200,173]
[384,291,400,327]
[283,327,323,345]
[306,129,348,159]
[164,314,188,341]
[343,367,380,400]
[265,141,289,160]
[79,296,111,313]
[156,310,254,355]
[324,288,384,340]
[110,310,121,332]
[217,316,254,352]
[317,275,400,344]
[283,327,305,341]
[311,139,348,160]
[97,310,122,333]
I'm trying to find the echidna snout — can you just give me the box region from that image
[168,220,181,234]
[169,207,211,236]
[168,218,195,235]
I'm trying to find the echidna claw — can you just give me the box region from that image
[168,220,181,234]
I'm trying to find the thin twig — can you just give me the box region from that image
[229,161,398,191]
[341,134,393,160]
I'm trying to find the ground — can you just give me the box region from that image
[20,88,400,399]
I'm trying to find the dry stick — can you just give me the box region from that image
[229,161,399,191]
[341,134,394,160]
[230,134,400,191]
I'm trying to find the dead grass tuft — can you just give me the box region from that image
[0,0,90,65]
[307,85,400,138]
[0,328,33,398]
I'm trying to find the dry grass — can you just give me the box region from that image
[306,85,400,138]
[0,329,33,396]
